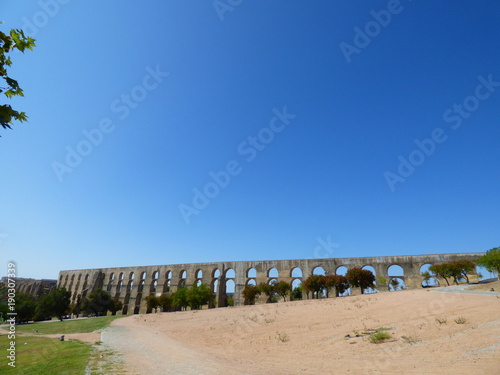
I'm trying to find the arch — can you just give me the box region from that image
[389,277,406,291]
[312,266,326,276]
[178,279,186,288]
[129,272,135,280]
[225,279,235,294]
[195,269,203,279]
[335,266,348,276]
[387,265,404,277]
[163,280,170,293]
[291,278,301,289]
[78,274,82,281]
[127,280,134,292]
[109,273,115,281]
[150,280,158,292]
[138,280,145,292]
[268,278,278,286]
[124,293,130,305]
[212,279,219,293]
[267,267,279,278]
[362,265,376,276]
[246,279,256,286]
[420,263,439,287]
[140,271,147,280]
[166,271,172,280]
[225,269,235,278]
[119,272,124,280]
[291,267,303,278]
[212,268,221,278]
[85,274,90,281]
[180,270,187,279]
[117,280,123,292]
[59,275,63,282]
[152,271,159,280]
[195,279,202,286]
[247,268,257,278]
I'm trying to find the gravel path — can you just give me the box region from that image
[100,316,222,375]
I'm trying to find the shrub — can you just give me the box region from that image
[369,331,391,343]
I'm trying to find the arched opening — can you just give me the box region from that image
[225,269,235,278]
[117,280,123,292]
[268,278,278,286]
[127,280,134,292]
[150,280,158,293]
[247,268,257,278]
[179,270,187,279]
[225,279,235,294]
[362,265,377,294]
[166,271,172,280]
[178,279,186,288]
[389,277,406,291]
[140,271,147,280]
[291,279,302,300]
[335,266,350,296]
[134,293,142,314]
[195,269,203,279]
[129,272,135,280]
[246,279,257,286]
[291,267,303,278]
[138,280,145,292]
[268,267,279,278]
[119,273,124,280]
[152,271,159,280]
[420,264,439,287]
[163,280,170,293]
[212,269,221,278]
[212,279,219,293]
[312,266,326,276]
[388,264,404,277]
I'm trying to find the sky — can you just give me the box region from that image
[0,1,499,280]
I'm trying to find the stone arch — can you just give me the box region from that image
[335,266,348,276]
[419,263,439,287]
[140,271,147,280]
[246,279,257,286]
[247,268,257,278]
[127,280,134,292]
[268,278,278,286]
[129,272,135,280]
[291,278,301,289]
[180,270,187,279]
[138,280,145,292]
[267,267,278,278]
[165,271,172,280]
[389,277,405,291]
[152,271,159,280]
[291,267,303,278]
[225,279,235,294]
[361,265,377,294]
[312,266,326,275]
[134,293,142,314]
[212,268,221,278]
[163,279,170,293]
[387,264,404,277]
[195,269,203,279]
[150,280,158,293]
[117,280,123,292]
[211,278,219,293]
[225,268,235,278]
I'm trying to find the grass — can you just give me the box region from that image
[2,315,123,335]
[454,316,467,324]
[369,328,392,344]
[0,335,91,374]
[435,317,447,325]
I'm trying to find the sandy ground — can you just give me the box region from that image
[99,287,500,375]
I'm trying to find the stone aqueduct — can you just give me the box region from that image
[58,252,482,315]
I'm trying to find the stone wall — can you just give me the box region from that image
[57,252,482,315]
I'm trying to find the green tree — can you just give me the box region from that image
[109,299,123,316]
[172,287,189,310]
[275,281,291,302]
[81,289,112,316]
[429,264,452,286]
[242,284,260,305]
[145,295,160,313]
[15,293,37,323]
[452,260,476,284]
[36,288,71,321]
[346,268,375,294]
[0,29,36,133]
[291,285,303,301]
[257,281,278,303]
[421,271,432,287]
[186,283,212,309]
[477,247,500,277]
[158,293,173,312]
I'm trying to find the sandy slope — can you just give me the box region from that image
[101,288,499,375]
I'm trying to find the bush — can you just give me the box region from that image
[369,331,391,343]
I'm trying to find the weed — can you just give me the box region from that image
[369,331,391,344]
[454,316,467,324]
[276,331,290,343]
[401,334,419,344]
[435,317,447,325]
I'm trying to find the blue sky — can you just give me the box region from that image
[1,1,499,279]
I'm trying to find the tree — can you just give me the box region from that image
[302,275,325,299]
[333,275,349,297]
[158,293,173,312]
[109,299,123,316]
[81,289,112,316]
[291,285,303,301]
[477,247,500,277]
[15,293,37,323]
[452,260,475,284]
[36,288,71,321]
[421,271,432,287]
[145,295,160,313]
[242,284,260,305]
[390,278,400,291]
[257,282,278,303]
[346,268,375,294]
[275,281,291,302]
[172,287,189,310]
[429,264,452,286]
[0,29,36,133]
[186,283,212,309]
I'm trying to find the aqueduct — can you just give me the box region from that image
[57,252,483,315]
